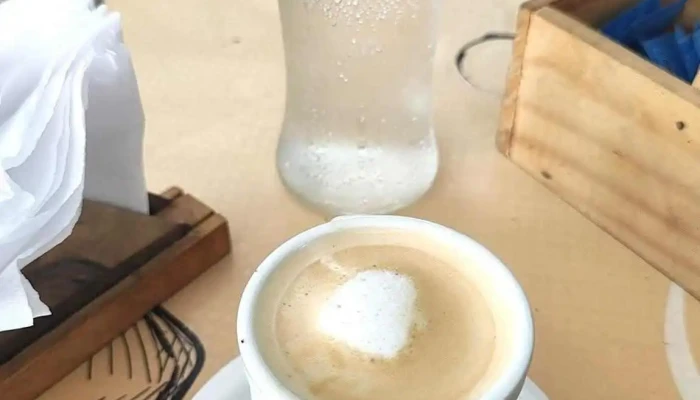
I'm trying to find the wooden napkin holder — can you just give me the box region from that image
[0,187,231,400]
[499,0,700,300]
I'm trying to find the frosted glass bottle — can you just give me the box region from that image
[276,0,440,215]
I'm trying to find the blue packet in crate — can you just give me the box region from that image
[675,25,698,81]
[602,0,659,45]
[642,30,687,78]
[630,0,688,41]
[691,22,700,79]
[601,0,693,81]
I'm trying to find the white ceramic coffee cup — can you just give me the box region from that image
[237,215,534,400]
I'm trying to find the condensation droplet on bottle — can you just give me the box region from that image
[411,116,417,122]
[359,116,366,123]
[380,118,386,124]
[328,131,334,137]
[351,38,357,44]
[338,73,346,80]
[284,162,291,169]
[334,0,342,4]
[375,45,383,53]
[336,60,343,66]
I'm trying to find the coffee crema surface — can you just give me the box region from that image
[254,228,499,400]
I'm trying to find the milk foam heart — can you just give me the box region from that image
[317,269,422,358]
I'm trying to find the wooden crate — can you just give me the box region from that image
[498,0,700,300]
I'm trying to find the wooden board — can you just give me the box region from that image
[0,188,230,400]
[497,1,700,302]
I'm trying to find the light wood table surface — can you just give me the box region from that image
[41,0,700,399]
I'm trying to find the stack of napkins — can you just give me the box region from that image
[0,0,149,332]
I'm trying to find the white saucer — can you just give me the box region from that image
[193,357,549,400]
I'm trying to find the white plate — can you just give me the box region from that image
[193,357,550,400]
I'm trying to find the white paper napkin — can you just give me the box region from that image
[0,0,149,332]
[84,29,149,214]
[0,263,34,332]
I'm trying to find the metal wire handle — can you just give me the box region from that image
[455,31,515,95]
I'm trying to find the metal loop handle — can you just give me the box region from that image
[455,31,515,95]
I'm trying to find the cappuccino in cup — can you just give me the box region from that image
[238,216,533,400]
